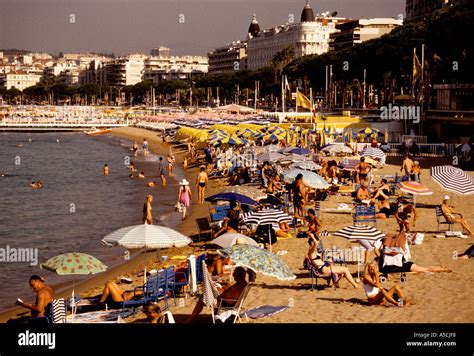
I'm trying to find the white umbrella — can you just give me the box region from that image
[211,232,259,248]
[102,224,192,283]
[257,152,284,162]
[289,161,322,171]
[281,168,329,189]
[430,165,474,196]
[321,144,353,155]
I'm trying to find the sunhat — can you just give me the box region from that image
[443,195,450,200]
[180,179,190,186]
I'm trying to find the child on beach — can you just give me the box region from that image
[167,153,175,176]
[133,141,138,157]
[183,156,188,173]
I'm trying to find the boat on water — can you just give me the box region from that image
[84,127,112,136]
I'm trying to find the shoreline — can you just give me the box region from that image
[0,126,220,323]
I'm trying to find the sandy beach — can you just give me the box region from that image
[2,127,473,324]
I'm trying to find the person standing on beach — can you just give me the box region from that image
[16,275,54,318]
[401,154,414,177]
[103,164,109,176]
[158,157,167,187]
[183,156,188,173]
[133,141,139,157]
[292,173,306,220]
[196,166,208,204]
[142,138,149,157]
[167,153,175,176]
[177,179,192,220]
[143,194,154,224]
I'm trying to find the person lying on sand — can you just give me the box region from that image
[363,261,413,307]
[457,245,474,260]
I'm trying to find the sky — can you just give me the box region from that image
[0,0,406,57]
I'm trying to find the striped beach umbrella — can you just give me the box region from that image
[397,181,433,196]
[257,151,284,162]
[321,144,353,155]
[361,147,385,159]
[289,161,322,171]
[202,261,219,308]
[430,165,474,196]
[333,225,385,241]
[243,208,293,225]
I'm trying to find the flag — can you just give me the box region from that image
[284,75,290,92]
[296,90,312,110]
[413,48,421,79]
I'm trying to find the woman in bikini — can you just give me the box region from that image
[307,234,359,289]
[196,166,208,204]
[363,261,412,307]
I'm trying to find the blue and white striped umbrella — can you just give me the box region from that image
[361,147,385,159]
[281,168,329,189]
[333,225,385,241]
[430,165,474,196]
[101,224,192,249]
[243,208,293,225]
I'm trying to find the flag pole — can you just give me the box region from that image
[310,87,313,125]
[412,48,416,100]
[421,44,425,115]
[296,87,298,114]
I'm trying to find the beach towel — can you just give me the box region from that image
[242,305,289,319]
[67,309,133,323]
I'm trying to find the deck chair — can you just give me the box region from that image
[196,217,213,241]
[435,206,456,232]
[378,246,410,283]
[27,298,67,325]
[213,285,251,324]
[353,206,377,227]
[303,257,338,291]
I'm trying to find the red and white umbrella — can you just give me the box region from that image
[397,181,433,196]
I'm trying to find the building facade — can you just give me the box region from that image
[0,70,42,90]
[144,55,208,83]
[105,54,147,87]
[207,41,247,75]
[329,18,403,51]
[247,1,347,70]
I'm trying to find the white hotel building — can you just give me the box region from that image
[247,1,348,70]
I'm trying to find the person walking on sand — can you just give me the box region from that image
[103,164,109,176]
[183,156,188,173]
[143,194,154,224]
[133,141,139,157]
[158,157,167,187]
[363,261,412,307]
[142,138,149,157]
[401,154,414,177]
[177,179,192,220]
[167,153,175,176]
[196,166,208,204]
[16,275,54,318]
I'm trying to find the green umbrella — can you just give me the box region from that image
[41,252,107,275]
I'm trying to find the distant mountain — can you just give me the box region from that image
[0,49,35,55]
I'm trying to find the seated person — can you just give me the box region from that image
[394,201,417,233]
[16,275,54,318]
[458,245,474,260]
[188,267,248,323]
[356,183,372,205]
[371,179,390,201]
[375,196,393,219]
[363,261,412,307]
[212,210,240,238]
[377,233,452,274]
[307,234,359,289]
[325,164,339,184]
[97,279,143,306]
[267,175,283,194]
[134,301,165,323]
[441,196,472,235]
[272,221,294,239]
[306,208,322,235]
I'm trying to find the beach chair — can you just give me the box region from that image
[303,257,337,291]
[353,206,377,227]
[27,298,67,325]
[378,247,409,283]
[196,217,213,241]
[165,265,190,305]
[212,285,251,324]
[435,206,456,232]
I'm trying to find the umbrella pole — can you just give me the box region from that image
[268,225,272,252]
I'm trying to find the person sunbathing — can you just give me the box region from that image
[363,261,412,307]
[212,210,240,238]
[441,196,472,235]
[356,183,372,205]
[371,179,390,201]
[16,275,54,318]
[307,234,359,289]
[306,208,322,235]
[273,221,294,239]
[375,197,393,219]
[458,245,474,260]
[188,267,248,323]
[98,280,143,306]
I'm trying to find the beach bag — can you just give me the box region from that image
[413,233,424,245]
[175,202,183,213]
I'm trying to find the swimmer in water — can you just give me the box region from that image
[57,139,60,143]
[133,141,139,157]
[37,180,43,189]
[129,162,135,173]
[138,172,145,179]
[30,181,37,189]
[103,164,109,176]
[147,181,157,187]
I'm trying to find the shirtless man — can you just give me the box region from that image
[188,267,248,323]
[293,174,307,219]
[441,196,472,235]
[133,141,139,157]
[395,201,417,232]
[354,157,371,184]
[401,154,414,177]
[356,183,372,205]
[16,275,54,318]
[143,194,153,224]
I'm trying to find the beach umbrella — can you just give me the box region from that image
[41,252,107,315]
[211,232,259,248]
[288,147,311,155]
[264,144,281,153]
[205,192,258,206]
[321,144,353,155]
[397,181,433,196]
[222,186,267,201]
[281,153,312,162]
[221,137,248,145]
[289,161,322,171]
[202,261,219,309]
[101,224,192,284]
[263,133,284,142]
[281,168,329,189]
[218,245,296,281]
[430,165,474,196]
[41,252,107,275]
[243,208,293,251]
[338,159,359,171]
[278,147,297,154]
[360,147,385,159]
[257,151,284,162]
[359,127,380,135]
[333,225,385,241]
